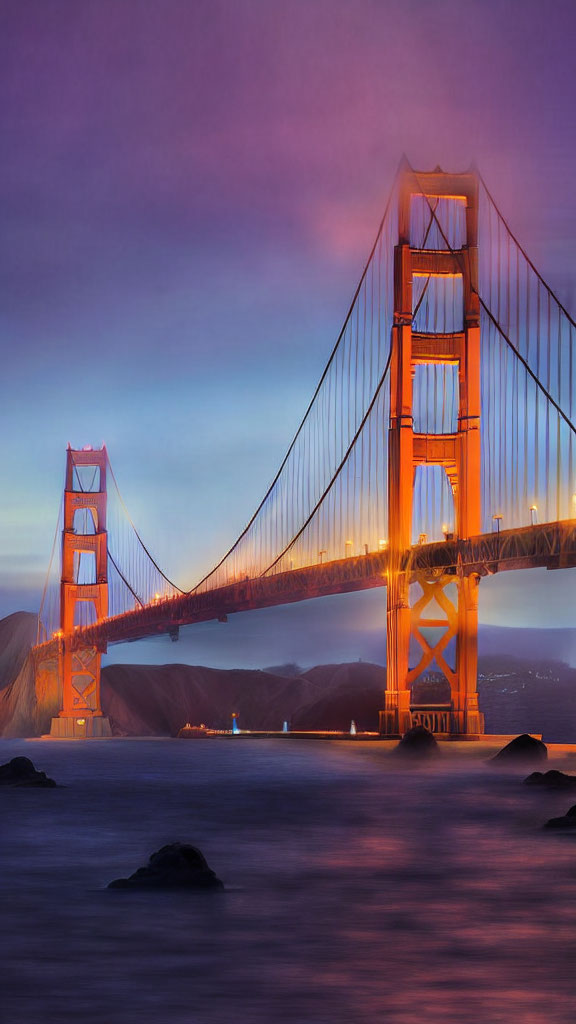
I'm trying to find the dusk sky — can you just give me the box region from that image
[2,0,576,666]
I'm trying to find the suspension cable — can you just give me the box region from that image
[106,457,186,593]
[188,160,404,594]
[69,451,148,608]
[261,347,393,575]
[107,549,145,608]
[37,494,63,644]
[407,160,576,437]
[476,168,576,331]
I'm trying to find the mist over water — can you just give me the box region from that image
[1,738,575,1023]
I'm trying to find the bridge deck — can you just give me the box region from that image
[34,520,576,658]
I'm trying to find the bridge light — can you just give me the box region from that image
[529,505,537,525]
[418,533,428,545]
[492,513,503,534]
[378,538,387,550]
[318,549,327,564]
[345,540,353,556]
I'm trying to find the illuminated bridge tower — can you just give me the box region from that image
[49,445,111,738]
[382,168,485,738]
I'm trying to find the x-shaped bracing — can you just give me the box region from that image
[407,573,458,688]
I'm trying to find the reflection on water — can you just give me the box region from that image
[1,738,575,1023]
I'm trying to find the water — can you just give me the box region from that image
[1,738,575,1024]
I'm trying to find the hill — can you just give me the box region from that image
[0,612,37,690]
[0,612,575,741]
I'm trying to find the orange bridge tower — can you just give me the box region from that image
[381,168,485,738]
[49,445,111,738]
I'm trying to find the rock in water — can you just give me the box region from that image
[544,805,576,829]
[524,770,576,789]
[392,726,439,759]
[0,756,56,787]
[108,843,224,890]
[492,734,548,764]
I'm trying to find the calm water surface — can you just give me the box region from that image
[1,738,575,1024]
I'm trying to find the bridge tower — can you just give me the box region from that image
[382,168,485,738]
[49,445,111,738]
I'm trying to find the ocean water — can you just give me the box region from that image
[1,738,575,1024]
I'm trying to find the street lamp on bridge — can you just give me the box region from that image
[529,505,538,525]
[492,513,503,534]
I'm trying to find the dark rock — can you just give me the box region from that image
[544,805,576,829]
[108,842,224,890]
[392,726,440,759]
[0,756,56,787]
[524,770,576,789]
[491,734,547,764]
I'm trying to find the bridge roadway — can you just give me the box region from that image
[35,520,576,659]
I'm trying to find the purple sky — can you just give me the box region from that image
[1,0,576,665]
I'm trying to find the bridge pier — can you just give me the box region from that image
[380,689,412,738]
[49,714,111,739]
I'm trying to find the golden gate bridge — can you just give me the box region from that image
[33,162,576,739]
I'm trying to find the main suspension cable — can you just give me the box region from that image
[261,347,393,575]
[188,160,404,594]
[68,451,148,608]
[476,167,576,331]
[106,457,186,594]
[407,160,576,437]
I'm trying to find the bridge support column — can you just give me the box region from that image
[381,236,415,737]
[380,167,484,739]
[382,574,413,736]
[49,446,111,738]
[452,572,484,736]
